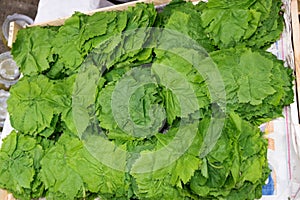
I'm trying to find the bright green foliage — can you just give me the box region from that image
[189,113,270,199]
[7,75,76,137]
[12,3,157,79]
[7,75,57,136]
[155,0,216,52]
[247,0,284,49]
[0,131,53,199]
[40,134,128,200]
[11,26,58,76]
[0,0,294,199]
[200,0,284,49]
[210,48,294,124]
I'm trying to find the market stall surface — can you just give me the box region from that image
[0,0,39,54]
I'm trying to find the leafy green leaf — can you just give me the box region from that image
[11,26,57,75]
[0,132,49,199]
[7,75,56,135]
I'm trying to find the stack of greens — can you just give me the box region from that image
[0,0,294,199]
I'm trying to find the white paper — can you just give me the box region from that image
[34,0,102,24]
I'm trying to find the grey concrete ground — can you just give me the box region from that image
[0,0,39,53]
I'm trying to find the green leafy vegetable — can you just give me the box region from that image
[0,0,294,199]
[40,134,129,200]
[7,75,57,136]
[190,113,270,200]
[7,74,77,137]
[11,26,58,76]
[0,131,52,200]
[200,0,284,49]
[155,0,216,52]
[210,47,294,124]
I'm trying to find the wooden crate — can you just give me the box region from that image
[2,0,300,199]
[292,0,300,119]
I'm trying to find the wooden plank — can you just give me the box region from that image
[291,0,300,120]
[7,21,23,48]
[0,189,15,200]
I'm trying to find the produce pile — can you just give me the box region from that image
[0,0,294,199]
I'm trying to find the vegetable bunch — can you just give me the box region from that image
[0,0,294,199]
